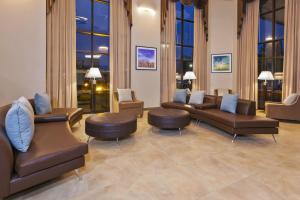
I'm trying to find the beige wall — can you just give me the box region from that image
[0,0,46,106]
[131,0,161,108]
[207,0,238,94]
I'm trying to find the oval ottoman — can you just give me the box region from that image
[85,112,137,142]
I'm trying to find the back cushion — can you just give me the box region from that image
[117,89,133,102]
[34,93,52,115]
[173,89,187,103]
[217,97,256,116]
[283,94,299,105]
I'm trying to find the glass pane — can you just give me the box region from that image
[176,46,182,60]
[259,14,273,42]
[265,58,273,71]
[258,57,264,72]
[176,20,182,44]
[93,35,109,53]
[258,43,264,57]
[183,61,193,72]
[275,40,284,57]
[184,5,194,21]
[76,0,91,32]
[275,9,284,39]
[183,47,193,60]
[264,42,273,58]
[275,58,283,72]
[76,52,92,69]
[275,0,285,8]
[183,21,194,46]
[76,32,91,51]
[260,0,273,13]
[176,2,182,18]
[94,2,109,34]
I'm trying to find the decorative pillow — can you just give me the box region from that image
[17,96,34,115]
[173,89,187,103]
[34,93,52,115]
[5,102,34,152]
[189,91,205,105]
[117,89,132,102]
[283,93,299,105]
[220,94,239,114]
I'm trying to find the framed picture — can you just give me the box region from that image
[136,46,157,70]
[211,53,232,73]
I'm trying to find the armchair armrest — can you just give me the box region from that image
[34,113,69,123]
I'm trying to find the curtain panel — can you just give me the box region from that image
[46,0,77,108]
[110,0,132,112]
[282,0,300,99]
[236,0,259,101]
[160,1,177,102]
[192,8,207,91]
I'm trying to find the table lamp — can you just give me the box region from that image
[258,71,274,85]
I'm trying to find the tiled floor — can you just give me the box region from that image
[9,111,300,200]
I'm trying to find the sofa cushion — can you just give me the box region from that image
[5,102,34,152]
[198,109,279,128]
[117,89,133,102]
[14,121,88,177]
[34,93,52,115]
[220,94,239,114]
[189,91,205,105]
[173,89,187,103]
[283,93,299,105]
[17,97,34,115]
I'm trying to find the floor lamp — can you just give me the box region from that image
[183,71,196,92]
[85,67,102,113]
[258,71,274,107]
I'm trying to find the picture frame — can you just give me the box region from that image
[136,46,157,71]
[211,53,232,73]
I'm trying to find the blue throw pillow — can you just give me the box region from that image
[5,102,35,152]
[34,93,52,115]
[220,94,239,114]
[17,96,34,115]
[173,89,187,103]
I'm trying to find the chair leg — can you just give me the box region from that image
[232,134,238,143]
[272,134,277,144]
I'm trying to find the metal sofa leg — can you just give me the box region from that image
[75,169,82,180]
[232,134,238,143]
[272,134,277,143]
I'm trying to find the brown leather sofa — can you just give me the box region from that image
[113,91,144,117]
[162,96,279,142]
[0,103,88,199]
[266,95,300,121]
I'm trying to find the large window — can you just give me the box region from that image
[76,0,110,113]
[176,2,194,88]
[258,0,284,107]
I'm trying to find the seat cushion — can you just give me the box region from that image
[198,109,279,128]
[15,122,88,177]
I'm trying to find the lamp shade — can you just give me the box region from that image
[183,71,196,80]
[258,71,274,81]
[85,67,102,79]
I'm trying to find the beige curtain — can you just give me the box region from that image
[282,0,300,99]
[110,0,131,112]
[46,0,77,108]
[192,8,207,91]
[160,1,177,103]
[236,0,259,101]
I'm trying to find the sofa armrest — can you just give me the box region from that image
[34,113,69,123]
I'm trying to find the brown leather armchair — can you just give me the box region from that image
[114,91,144,117]
[266,95,300,121]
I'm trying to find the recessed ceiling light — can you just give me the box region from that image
[76,16,88,23]
[137,6,156,16]
[85,54,101,59]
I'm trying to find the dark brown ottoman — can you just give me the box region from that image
[148,108,191,135]
[85,112,137,142]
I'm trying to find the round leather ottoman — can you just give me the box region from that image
[148,108,190,134]
[85,112,137,142]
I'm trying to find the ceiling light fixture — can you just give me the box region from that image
[137,6,156,16]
